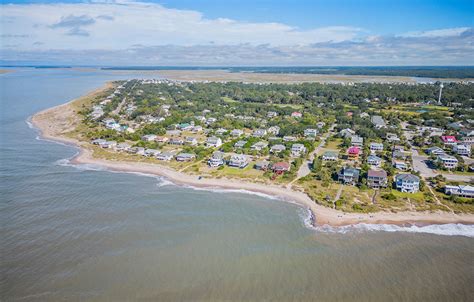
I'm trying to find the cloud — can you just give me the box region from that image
[0,1,472,65]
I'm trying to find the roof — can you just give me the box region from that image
[368,169,387,178]
[273,162,290,169]
[395,174,420,183]
[348,146,360,153]
[323,151,338,157]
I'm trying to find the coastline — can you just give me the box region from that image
[30,84,474,228]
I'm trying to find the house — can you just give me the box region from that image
[192,125,203,133]
[142,134,157,142]
[206,117,217,125]
[166,130,181,136]
[155,136,169,143]
[230,129,244,137]
[185,137,198,146]
[99,140,117,149]
[322,151,338,161]
[234,140,247,149]
[316,122,326,128]
[441,135,458,145]
[283,136,297,142]
[251,141,269,151]
[437,154,458,169]
[206,136,223,148]
[144,149,160,157]
[395,174,420,193]
[215,128,228,135]
[291,144,306,157]
[304,128,318,138]
[128,147,145,155]
[267,111,278,118]
[208,151,225,167]
[156,152,174,161]
[392,150,409,160]
[347,146,360,159]
[272,162,290,173]
[367,155,382,167]
[371,115,387,129]
[444,185,474,198]
[228,154,249,168]
[253,129,267,138]
[340,128,355,138]
[270,144,286,154]
[268,126,280,135]
[338,167,360,185]
[461,137,474,146]
[367,169,388,188]
[393,160,408,171]
[291,111,302,118]
[370,142,384,152]
[169,138,184,145]
[91,138,106,145]
[360,112,370,118]
[176,153,195,162]
[254,161,270,171]
[453,144,471,156]
[425,146,445,156]
[386,133,400,143]
[351,136,364,147]
[177,123,193,131]
[116,142,130,151]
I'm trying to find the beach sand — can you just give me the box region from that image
[30,83,474,227]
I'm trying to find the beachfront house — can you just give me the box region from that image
[176,153,196,162]
[206,136,223,148]
[169,138,184,145]
[208,151,225,167]
[234,140,247,149]
[272,162,290,174]
[370,142,384,152]
[444,185,474,198]
[322,151,338,161]
[453,144,471,156]
[338,167,360,185]
[156,152,174,161]
[291,144,307,157]
[351,136,364,147]
[270,144,286,154]
[367,169,388,188]
[254,161,270,171]
[144,149,160,157]
[128,147,145,155]
[395,174,420,193]
[304,128,318,138]
[367,155,382,167]
[99,140,117,149]
[437,154,458,170]
[228,154,249,168]
[116,143,131,151]
[92,138,106,145]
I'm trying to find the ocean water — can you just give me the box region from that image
[1,68,473,301]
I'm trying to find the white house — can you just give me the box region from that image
[322,151,338,161]
[351,136,364,147]
[367,155,382,167]
[206,136,223,148]
[251,141,269,151]
[393,160,408,171]
[304,128,318,138]
[270,144,286,153]
[395,174,420,193]
[291,144,306,157]
[267,126,280,135]
[234,140,247,149]
[141,134,157,142]
[370,142,384,152]
[185,137,198,146]
[437,154,458,169]
[230,129,244,137]
[444,185,474,198]
[156,152,174,161]
[291,111,302,118]
[208,151,225,167]
[253,129,268,138]
[176,153,195,162]
[228,154,249,168]
[453,144,471,156]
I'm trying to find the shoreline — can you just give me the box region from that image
[30,83,474,228]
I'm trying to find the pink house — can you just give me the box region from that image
[291,112,302,118]
[348,146,360,159]
[441,136,457,145]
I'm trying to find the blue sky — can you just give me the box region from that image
[1,0,473,65]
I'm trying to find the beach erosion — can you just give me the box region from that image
[29,93,474,232]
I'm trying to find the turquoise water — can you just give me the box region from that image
[1,68,473,301]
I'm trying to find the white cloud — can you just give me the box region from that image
[0,1,361,50]
[401,27,471,38]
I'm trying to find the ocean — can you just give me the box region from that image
[1,68,473,301]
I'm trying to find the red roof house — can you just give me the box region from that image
[272,162,290,173]
[441,136,457,145]
[348,146,360,159]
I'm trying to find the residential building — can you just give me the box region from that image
[370,142,384,152]
[254,161,270,171]
[395,174,420,193]
[230,129,244,137]
[142,134,157,142]
[228,154,249,168]
[206,136,223,148]
[155,136,169,143]
[347,146,360,159]
[253,129,267,137]
[453,144,471,156]
[156,152,174,161]
[444,185,474,198]
[425,146,445,156]
[176,153,195,162]
[304,128,318,138]
[270,144,286,154]
[291,111,302,118]
[322,151,338,161]
[386,133,400,143]
[169,138,184,145]
[267,111,278,118]
[340,128,355,138]
[351,136,364,147]
[166,130,181,136]
[192,125,203,133]
[441,135,458,145]
[338,167,360,185]
[144,149,160,157]
[367,169,388,188]
[91,138,106,145]
[393,160,408,171]
[437,154,458,169]
[272,162,290,173]
[371,115,387,128]
[283,136,297,142]
[234,140,247,149]
[291,144,306,157]
[116,143,130,151]
[99,140,116,149]
[251,141,269,151]
[267,126,280,135]
[208,151,225,167]
[367,155,382,167]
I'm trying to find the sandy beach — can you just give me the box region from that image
[30,83,474,227]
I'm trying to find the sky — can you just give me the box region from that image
[1,0,473,66]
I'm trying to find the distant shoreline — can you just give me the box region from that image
[30,82,474,228]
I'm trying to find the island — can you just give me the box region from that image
[31,76,474,227]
